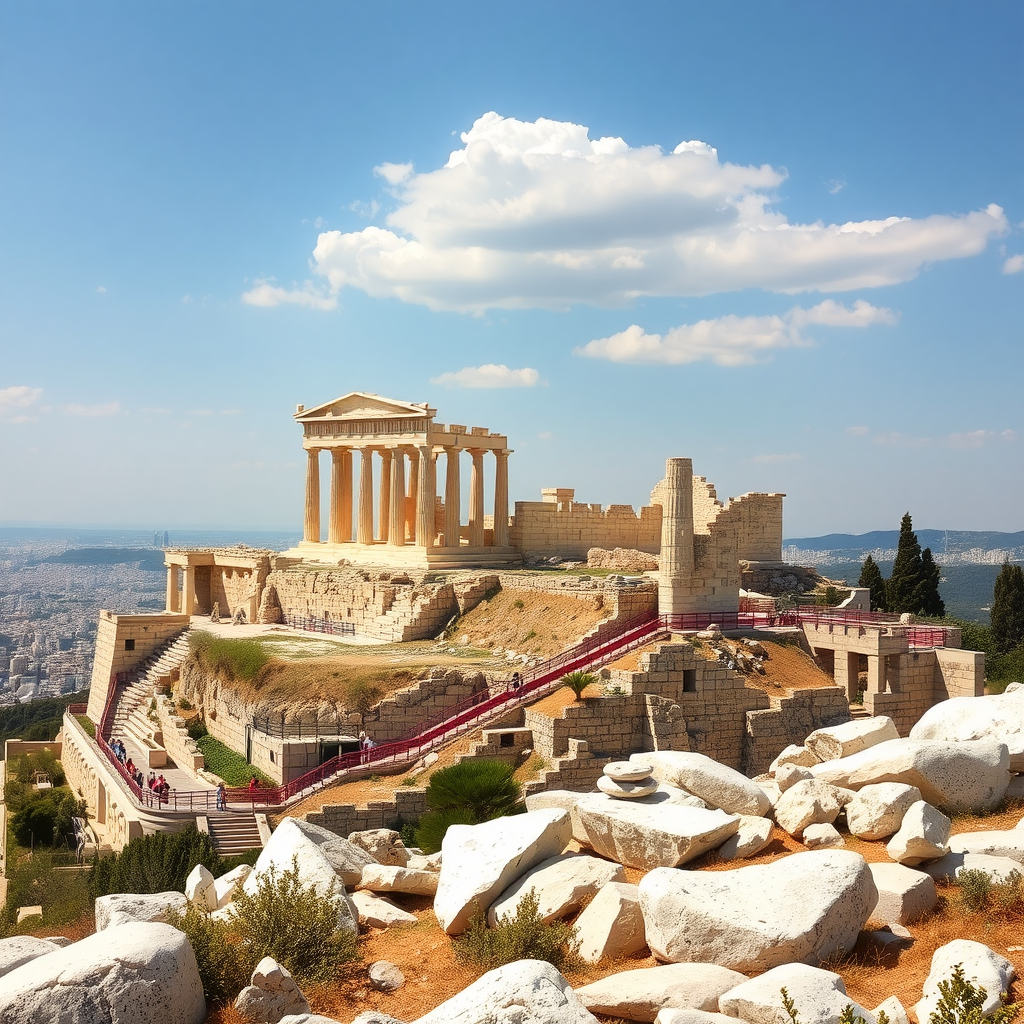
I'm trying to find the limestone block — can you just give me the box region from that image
[872,998,909,1024]
[413,958,599,1024]
[185,864,218,912]
[289,818,377,886]
[910,690,1024,771]
[914,940,1015,1022]
[605,761,655,782]
[575,881,646,965]
[572,794,738,870]
[770,745,821,772]
[776,764,814,793]
[575,963,748,1022]
[774,780,848,837]
[886,802,951,865]
[433,808,573,935]
[803,823,845,850]
[351,891,418,929]
[94,891,188,931]
[488,854,624,926]
[805,717,899,762]
[808,739,1010,813]
[214,864,253,909]
[347,828,411,866]
[718,963,874,1024]
[359,864,438,896]
[0,936,62,979]
[368,960,405,993]
[955,854,1024,883]
[629,751,770,816]
[845,783,922,840]
[235,956,310,1023]
[868,863,937,925]
[598,775,659,799]
[525,790,583,814]
[639,850,877,972]
[656,1011,749,1024]
[0,921,205,1024]
[947,828,1024,864]
[717,816,774,861]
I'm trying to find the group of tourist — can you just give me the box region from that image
[146,773,170,803]
[358,731,377,764]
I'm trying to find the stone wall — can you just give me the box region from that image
[303,785,428,835]
[86,612,190,724]
[745,687,852,775]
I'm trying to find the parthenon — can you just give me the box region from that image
[283,392,518,569]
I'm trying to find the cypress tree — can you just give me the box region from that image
[915,547,945,618]
[991,560,1024,654]
[857,554,889,612]
[886,512,924,614]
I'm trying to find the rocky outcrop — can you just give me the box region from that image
[94,891,188,931]
[910,690,1024,772]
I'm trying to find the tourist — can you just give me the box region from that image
[511,671,522,692]
[125,758,135,776]
[147,772,156,790]
[216,782,227,811]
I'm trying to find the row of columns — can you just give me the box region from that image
[304,445,510,549]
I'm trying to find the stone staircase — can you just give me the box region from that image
[204,812,264,857]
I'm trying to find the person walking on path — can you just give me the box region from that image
[216,782,227,811]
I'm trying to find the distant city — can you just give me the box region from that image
[0,525,1020,706]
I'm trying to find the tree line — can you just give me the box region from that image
[857,513,944,617]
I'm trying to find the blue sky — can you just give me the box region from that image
[1,2,1021,537]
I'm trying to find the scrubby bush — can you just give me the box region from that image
[929,963,1019,1024]
[454,889,579,972]
[189,631,269,682]
[414,807,476,854]
[955,869,1024,921]
[169,904,252,1003]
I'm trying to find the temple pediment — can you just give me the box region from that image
[295,392,435,422]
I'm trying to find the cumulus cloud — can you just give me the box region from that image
[430,364,540,388]
[0,385,43,423]
[574,299,895,367]
[349,199,380,219]
[862,428,1015,449]
[241,278,337,311]
[64,401,120,417]
[263,112,1007,313]
[1003,254,1024,274]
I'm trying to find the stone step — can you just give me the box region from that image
[206,812,264,857]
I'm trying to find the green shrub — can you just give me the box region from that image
[187,718,208,740]
[168,904,252,1003]
[195,735,274,787]
[89,823,219,897]
[425,759,520,820]
[189,631,269,682]
[928,963,1019,1024]
[414,807,477,854]
[10,749,65,787]
[230,859,358,985]
[0,851,92,936]
[561,669,597,701]
[956,868,1024,920]
[75,714,96,739]
[10,788,85,848]
[454,888,579,972]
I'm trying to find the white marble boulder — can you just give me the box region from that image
[639,850,877,972]
[717,815,774,861]
[808,738,1010,813]
[214,863,253,909]
[805,717,899,762]
[844,783,921,840]
[414,958,600,1024]
[94,890,188,931]
[359,864,439,896]
[776,764,814,793]
[910,690,1024,772]
[185,863,218,911]
[571,794,738,870]
[0,936,62,979]
[885,801,951,865]
[235,956,310,1024]
[871,997,909,1024]
[914,940,1016,1022]
[598,775,659,799]
[289,818,377,885]
[487,853,624,926]
[954,854,1024,883]
[433,808,573,935]
[0,921,205,1024]
[947,828,1024,864]
[575,881,647,964]
[351,890,418,929]
[244,817,358,934]
[803,823,845,850]
[655,1012,749,1024]
[575,963,748,1023]
[718,963,874,1024]
[348,828,411,866]
[773,780,850,837]
[630,751,770,816]
[770,745,821,772]
[867,863,937,925]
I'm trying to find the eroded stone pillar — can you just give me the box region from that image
[379,449,393,542]
[357,449,375,545]
[183,565,196,617]
[165,565,180,612]
[388,448,406,547]
[444,447,461,547]
[469,449,485,547]
[866,655,884,694]
[493,449,510,547]
[406,449,419,543]
[416,445,436,548]
[328,449,353,544]
[304,448,321,543]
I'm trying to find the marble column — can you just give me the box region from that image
[388,448,406,546]
[165,565,180,612]
[493,449,510,547]
[416,445,436,548]
[183,565,196,617]
[303,448,321,543]
[357,448,375,545]
[443,447,461,547]
[406,449,419,543]
[468,449,485,547]
[378,449,393,542]
[328,449,353,544]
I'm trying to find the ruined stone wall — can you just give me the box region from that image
[728,493,785,563]
[744,688,851,775]
[303,786,428,835]
[211,564,268,619]
[509,499,662,559]
[691,477,722,533]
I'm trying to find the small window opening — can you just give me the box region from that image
[499,733,515,748]
[124,639,135,652]
[682,669,697,693]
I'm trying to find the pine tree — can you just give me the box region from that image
[857,555,889,612]
[991,560,1024,654]
[887,512,925,614]
[916,547,945,618]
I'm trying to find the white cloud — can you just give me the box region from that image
[864,428,1015,449]
[750,453,802,463]
[286,112,1007,313]
[845,425,870,437]
[241,278,337,311]
[430,364,540,388]
[64,401,120,417]
[1003,254,1024,274]
[574,299,895,367]
[828,179,847,195]
[349,199,380,219]
[0,385,43,423]
[95,285,107,294]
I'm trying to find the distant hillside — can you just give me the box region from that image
[26,547,167,572]
[784,530,1024,566]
